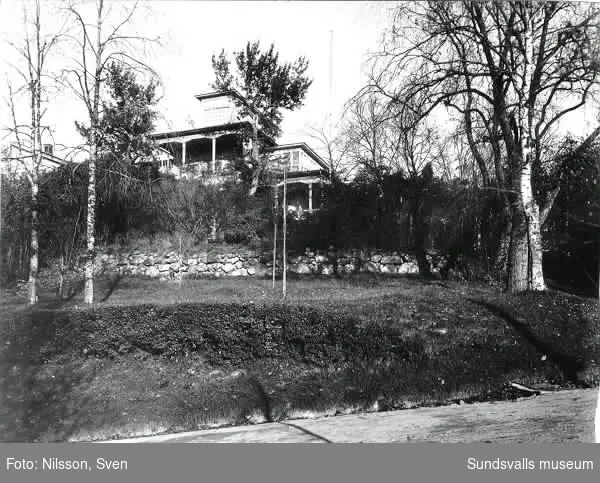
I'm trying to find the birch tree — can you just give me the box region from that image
[65,0,158,303]
[367,1,600,292]
[4,0,65,304]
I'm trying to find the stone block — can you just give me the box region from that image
[296,263,312,274]
[398,262,419,274]
[145,266,160,277]
[365,261,380,273]
[320,264,334,275]
[380,264,393,273]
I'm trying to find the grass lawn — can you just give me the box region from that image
[1,274,599,442]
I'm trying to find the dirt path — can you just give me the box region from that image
[110,388,598,443]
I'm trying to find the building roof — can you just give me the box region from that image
[3,144,68,166]
[194,89,259,115]
[265,143,330,171]
[150,121,276,146]
[194,89,281,134]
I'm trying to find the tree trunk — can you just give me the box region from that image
[520,12,545,292]
[249,172,259,197]
[84,0,104,304]
[507,203,529,292]
[29,27,43,305]
[495,214,512,279]
[84,153,96,304]
[28,178,38,305]
[414,197,431,276]
[521,161,546,290]
[504,9,545,294]
[248,116,260,196]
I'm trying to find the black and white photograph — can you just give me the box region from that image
[1,0,599,445]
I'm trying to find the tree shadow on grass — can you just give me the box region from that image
[468,298,591,388]
[171,351,527,433]
[0,309,96,441]
[99,273,123,303]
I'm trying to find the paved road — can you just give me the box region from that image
[109,388,599,443]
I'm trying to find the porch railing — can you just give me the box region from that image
[158,161,239,182]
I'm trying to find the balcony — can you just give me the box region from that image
[158,161,240,183]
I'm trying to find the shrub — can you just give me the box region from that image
[4,304,409,367]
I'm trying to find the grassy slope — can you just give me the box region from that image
[1,275,599,442]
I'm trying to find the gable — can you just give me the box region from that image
[266,144,329,172]
[195,96,242,126]
[193,91,255,128]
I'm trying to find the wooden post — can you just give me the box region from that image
[211,137,216,173]
[308,182,313,213]
[181,141,187,166]
[282,158,288,299]
[178,234,183,288]
[272,185,278,289]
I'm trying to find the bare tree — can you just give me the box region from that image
[390,108,442,179]
[366,1,600,292]
[64,0,159,303]
[3,0,65,304]
[304,120,352,182]
[343,94,396,185]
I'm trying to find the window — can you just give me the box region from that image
[43,144,53,155]
[289,150,300,171]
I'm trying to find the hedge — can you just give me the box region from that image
[3,304,419,367]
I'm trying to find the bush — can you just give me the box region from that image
[5,304,410,367]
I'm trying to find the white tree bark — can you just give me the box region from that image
[84,145,96,304]
[520,162,546,290]
[518,6,546,291]
[28,175,39,304]
[9,0,58,305]
[83,0,104,304]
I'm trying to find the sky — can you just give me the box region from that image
[150,1,390,142]
[1,0,598,162]
[0,0,391,158]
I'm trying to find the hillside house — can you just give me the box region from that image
[149,90,330,215]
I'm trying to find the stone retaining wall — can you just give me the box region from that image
[36,247,447,289]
